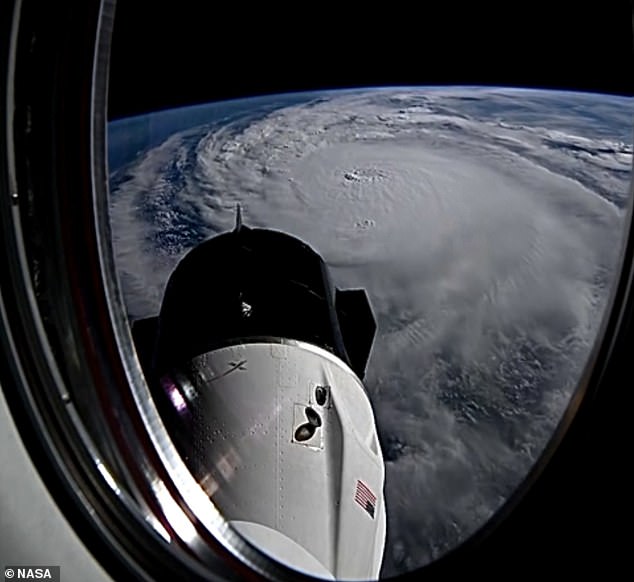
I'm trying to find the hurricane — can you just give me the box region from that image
[108,87,632,576]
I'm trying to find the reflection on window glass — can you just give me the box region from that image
[108,87,633,577]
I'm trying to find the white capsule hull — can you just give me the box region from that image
[186,339,386,580]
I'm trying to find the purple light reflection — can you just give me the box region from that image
[160,374,189,416]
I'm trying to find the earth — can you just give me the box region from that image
[108,87,632,577]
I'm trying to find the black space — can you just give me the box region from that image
[108,3,634,119]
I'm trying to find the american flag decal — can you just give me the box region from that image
[354,479,376,519]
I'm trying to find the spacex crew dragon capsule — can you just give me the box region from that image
[131,206,387,579]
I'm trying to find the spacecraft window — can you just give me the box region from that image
[1,2,632,582]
